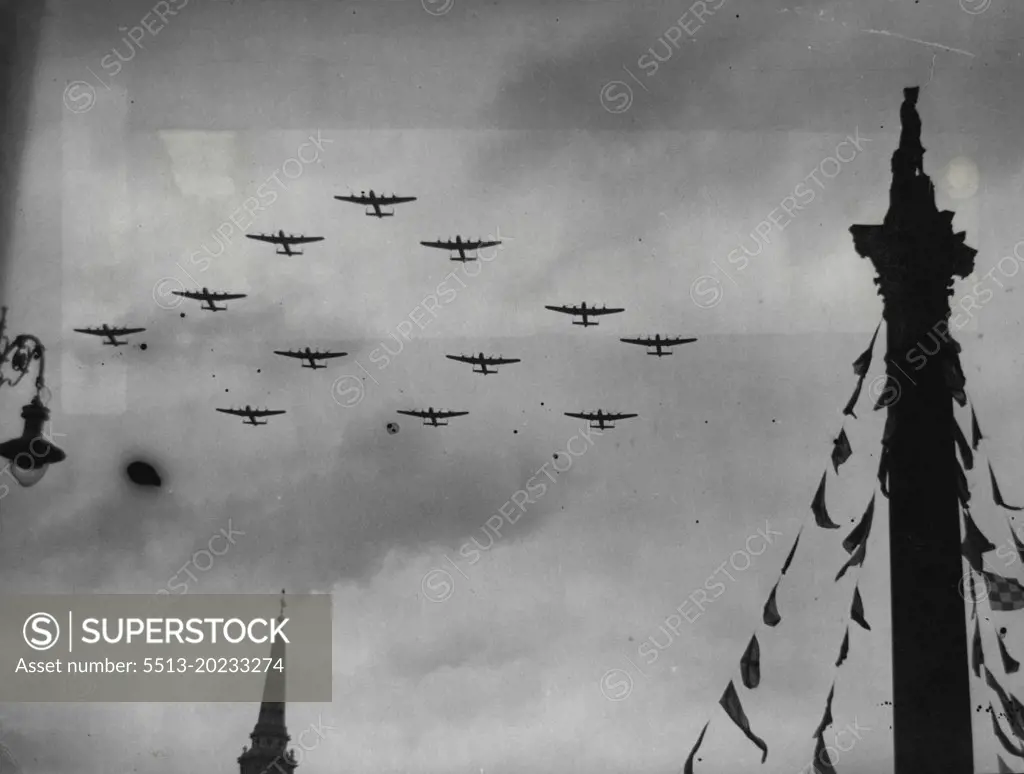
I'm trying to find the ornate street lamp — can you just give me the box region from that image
[0,305,65,487]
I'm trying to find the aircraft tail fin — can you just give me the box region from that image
[276,250,302,256]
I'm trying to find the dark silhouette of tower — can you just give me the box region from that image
[850,88,977,774]
[238,592,296,774]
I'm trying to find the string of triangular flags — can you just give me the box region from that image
[802,319,884,772]
[956,393,1024,773]
[681,322,883,773]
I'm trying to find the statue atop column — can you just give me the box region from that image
[851,87,976,333]
[899,86,924,173]
[885,86,933,231]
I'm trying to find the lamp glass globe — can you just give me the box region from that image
[10,458,48,487]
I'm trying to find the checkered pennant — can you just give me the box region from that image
[985,571,1024,611]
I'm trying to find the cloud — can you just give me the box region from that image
[208,406,586,591]
[159,130,240,201]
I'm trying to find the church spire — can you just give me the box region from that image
[238,590,295,774]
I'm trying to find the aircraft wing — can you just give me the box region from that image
[251,409,286,417]
[446,354,477,364]
[397,409,428,418]
[314,352,347,359]
[334,195,366,204]
[216,408,246,416]
[286,236,324,244]
[420,241,451,250]
[379,195,416,205]
[436,410,469,418]
[73,328,105,336]
[172,290,204,300]
[545,305,580,315]
[109,326,145,335]
[661,337,698,346]
[487,357,520,365]
[564,412,594,421]
[620,338,648,346]
[247,234,282,244]
[588,307,625,316]
[274,351,305,359]
[472,240,501,250]
[211,292,247,300]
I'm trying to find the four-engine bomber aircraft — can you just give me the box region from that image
[334,190,417,218]
[216,405,287,425]
[564,409,638,430]
[73,324,146,346]
[171,287,247,312]
[396,407,470,427]
[420,235,502,262]
[545,302,625,327]
[274,347,348,369]
[246,230,324,256]
[620,335,697,356]
[446,352,521,375]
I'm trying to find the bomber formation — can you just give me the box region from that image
[73,190,697,429]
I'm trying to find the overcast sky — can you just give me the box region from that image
[2,0,1024,772]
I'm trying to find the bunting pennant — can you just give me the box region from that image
[999,629,1021,675]
[781,530,801,576]
[843,324,881,418]
[998,755,1015,773]
[985,668,1024,741]
[831,429,853,474]
[963,509,996,573]
[812,471,840,529]
[853,322,881,378]
[973,617,984,678]
[843,494,876,554]
[835,628,850,668]
[985,572,1024,612]
[1009,521,1024,565]
[812,731,839,774]
[881,410,895,443]
[873,375,900,411]
[813,683,835,738]
[851,587,871,631]
[956,458,971,505]
[843,376,865,419]
[741,635,761,689]
[835,539,866,582]
[762,583,781,627]
[944,353,967,407]
[990,462,1024,511]
[719,681,769,763]
[991,703,1024,759]
[972,404,984,450]
[683,721,710,774]
[953,418,974,470]
[877,446,890,498]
